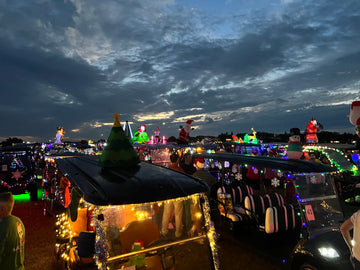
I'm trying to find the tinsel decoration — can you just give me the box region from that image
[93,206,110,270]
[201,194,220,270]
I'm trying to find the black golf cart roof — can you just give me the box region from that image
[55,154,208,206]
[194,152,338,173]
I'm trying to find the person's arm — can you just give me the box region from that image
[340,218,354,255]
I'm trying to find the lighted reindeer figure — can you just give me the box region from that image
[244,128,258,144]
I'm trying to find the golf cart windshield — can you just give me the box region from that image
[96,193,216,270]
[294,173,343,237]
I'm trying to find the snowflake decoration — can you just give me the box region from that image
[235,173,242,181]
[271,178,280,188]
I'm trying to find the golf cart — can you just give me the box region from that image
[53,154,219,270]
[0,144,38,200]
[193,152,353,270]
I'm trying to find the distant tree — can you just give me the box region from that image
[218,132,231,142]
[1,137,23,147]
[167,136,177,143]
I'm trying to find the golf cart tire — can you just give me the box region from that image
[294,260,319,270]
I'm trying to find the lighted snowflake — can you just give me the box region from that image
[271,178,280,188]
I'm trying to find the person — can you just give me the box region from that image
[168,153,185,173]
[192,157,217,194]
[154,127,160,144]
[309,153,322,163]
[180,152,196,175]
[161,153,186,238]
[161,199,184,239]
[0,192,25,270]
[341,210,360,269]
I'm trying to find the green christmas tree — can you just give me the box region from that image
[98,113,140,170]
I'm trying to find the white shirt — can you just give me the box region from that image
[351,210,360,260]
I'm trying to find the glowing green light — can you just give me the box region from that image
[13,193,31,202]
[13,189,42,202]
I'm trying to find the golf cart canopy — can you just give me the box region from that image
[194,152,338,173]
[55,155,208,205]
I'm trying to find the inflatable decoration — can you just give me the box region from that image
[287,128,303,160]
[54,127,65,144]
[232,135,244,143]
[243,128,258,144]
[306,119,323,143]
[131,124,150,144]
[98,112,140,170]
[350,101,360,138]
[123,121,133,139]
[178,120,194,144]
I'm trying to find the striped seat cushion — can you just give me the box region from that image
[217,183,253,207]
[263,193,284,208]
[244,194,265,217]
[265,204,297,234]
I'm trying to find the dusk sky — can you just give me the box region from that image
[1,0,360,143]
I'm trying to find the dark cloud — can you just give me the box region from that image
[0,0,359,141]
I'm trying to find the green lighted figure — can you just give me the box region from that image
[243,128,258,144]
[131,124,150,144]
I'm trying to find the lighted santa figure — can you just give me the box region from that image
[178,120,193,144]
[350,101,360,138]
[131,124,150,144]
[54,127,65,144]
[306,119,323,143]
[287,128,303,159]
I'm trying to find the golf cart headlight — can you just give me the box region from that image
[318,247,340,258]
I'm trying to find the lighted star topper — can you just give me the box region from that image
[11,169,24,181]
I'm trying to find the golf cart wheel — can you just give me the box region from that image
[297,263,318,270]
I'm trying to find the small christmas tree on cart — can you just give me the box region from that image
[98,113,140,170]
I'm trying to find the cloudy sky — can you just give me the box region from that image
[1,0,360,142]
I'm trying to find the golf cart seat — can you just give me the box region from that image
[263,192,284,208]
[216,182,253,222]
[244,194,266,219]
[216,181,253,207]
[265,204,297,234]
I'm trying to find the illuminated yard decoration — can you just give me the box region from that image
[55,126,65,144]
[243,128,258,144]
[305,119,323,143]
[131,124,150,144]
